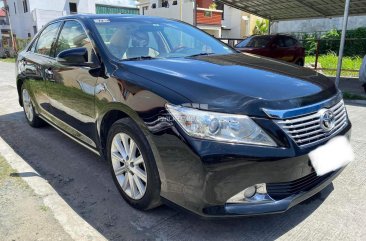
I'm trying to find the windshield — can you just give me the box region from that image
[93,17,234,60]
[236,36,273,48]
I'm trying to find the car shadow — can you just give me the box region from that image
[0,111,333,241]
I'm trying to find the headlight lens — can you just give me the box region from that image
[166,104,277,146]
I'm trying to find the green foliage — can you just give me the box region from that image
[253,19,269,35]
[304,28,366,57]
[305,52,362,77]
[16,38,31,52]
[208,3,217,10]
[303,34,317,55]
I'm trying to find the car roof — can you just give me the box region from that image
[54,14,169,22]
[250,34,297,39]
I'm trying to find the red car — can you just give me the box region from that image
[235,34,305,66]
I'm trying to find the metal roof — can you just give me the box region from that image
[218,0,366,21]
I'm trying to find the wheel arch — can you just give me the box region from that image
[97,104,167,190]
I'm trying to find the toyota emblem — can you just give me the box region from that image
[319,109,335,132]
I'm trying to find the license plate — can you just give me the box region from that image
[309,136,354,176]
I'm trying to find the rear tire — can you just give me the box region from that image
[106,118,161,210]
[295,59,304,66]
[21,85,46,128]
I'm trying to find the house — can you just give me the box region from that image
[0,6,11,48]
[137,0,263,38]
[5,0,139,39]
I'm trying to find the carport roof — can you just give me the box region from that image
[218,0,366,21]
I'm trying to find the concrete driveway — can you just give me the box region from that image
[0,61,365,241]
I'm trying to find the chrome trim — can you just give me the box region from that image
[39,115,100,156]
[274,99,348,148]
[263,93,342,119]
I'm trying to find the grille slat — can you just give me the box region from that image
[267,172,333,200]
[275,100,348,147]
[285,119,320,131]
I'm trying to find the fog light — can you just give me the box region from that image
[226,183,273,204]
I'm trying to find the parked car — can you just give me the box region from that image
[360,55,366,93]
[16,15,352,217]
[235,34,305,66]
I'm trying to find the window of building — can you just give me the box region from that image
[69,2,78,14]
[13,2,17,14]
[23,0,28,13]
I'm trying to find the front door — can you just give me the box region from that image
[47,20,100,148]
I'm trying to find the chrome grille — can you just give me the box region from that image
[275,100,348,147]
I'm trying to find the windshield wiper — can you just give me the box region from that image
[124,56,156,61]
[186,53,215,58]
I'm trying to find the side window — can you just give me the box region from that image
[34,22,61,56]
[54,21,92,58]
[284,37,296,47]
[274,37,286,48]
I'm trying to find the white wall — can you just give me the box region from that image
[145,1,194,25]
[221,6,244,38]
[7,0,137,39]
[272,15,366,34]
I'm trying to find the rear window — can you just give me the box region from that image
[236,36,273,48]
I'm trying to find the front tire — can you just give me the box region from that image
[21,85,45,128]
[107,118,161,210]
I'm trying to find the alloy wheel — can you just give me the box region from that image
[111,133,147,200]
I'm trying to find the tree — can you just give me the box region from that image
[253,19,269,35]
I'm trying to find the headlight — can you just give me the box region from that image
[166,104,277,147]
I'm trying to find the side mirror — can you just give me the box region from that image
[56,47,89,66]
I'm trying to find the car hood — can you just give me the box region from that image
[121,53,338,117]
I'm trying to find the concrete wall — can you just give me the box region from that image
[272,15,366,34]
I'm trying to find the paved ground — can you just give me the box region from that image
[0,61,365,241]
[0,156,72,241]
[336,77,366,98]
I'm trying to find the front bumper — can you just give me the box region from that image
[148,116,351,217]
[203,167,343,217]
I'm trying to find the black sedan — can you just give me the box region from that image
[16,14,352,217]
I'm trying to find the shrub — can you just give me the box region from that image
[303,27,366,57]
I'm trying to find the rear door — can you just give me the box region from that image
[47,20,100,148]
[18,21,62,117]
[281,36,298,62]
